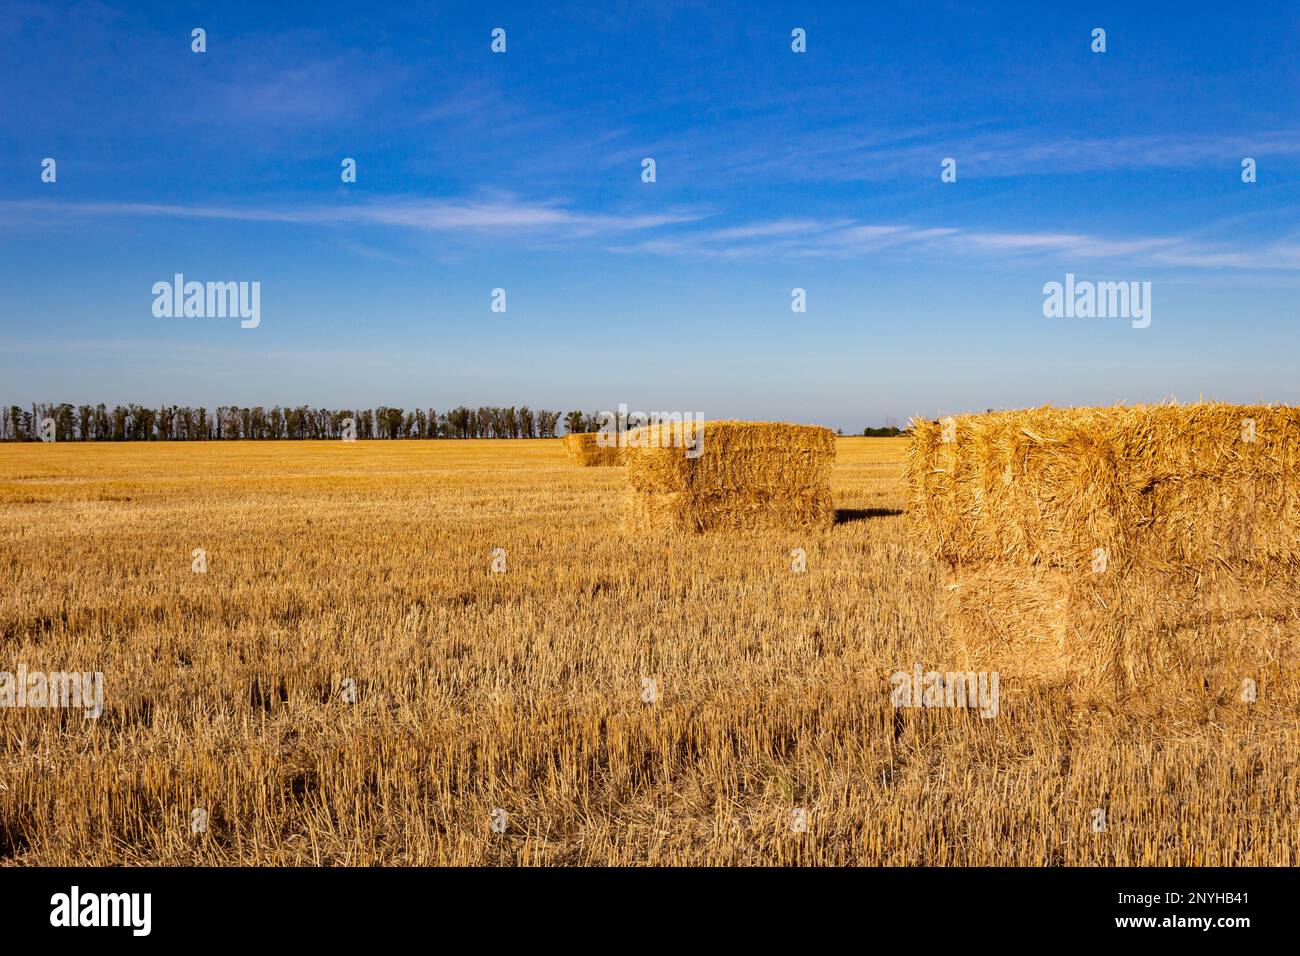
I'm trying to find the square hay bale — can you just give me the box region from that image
[941,561,1300,700]
[905,402,1300,570]
[940,564,1075,686]
[562,432,623,467]
[622,420,836,532]
[910,403,1300,702]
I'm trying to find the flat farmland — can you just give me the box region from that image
[0,438,1294,865]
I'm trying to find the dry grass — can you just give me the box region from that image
[0,437,1295,865]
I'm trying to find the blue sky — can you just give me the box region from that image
[2,1,1299,429]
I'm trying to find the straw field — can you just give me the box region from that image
[1,436,1295,865]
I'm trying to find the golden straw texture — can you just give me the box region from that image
[908,403,1300,700]
[623,420,836,532]
[562,432,623,466]
[905,402,1300,570]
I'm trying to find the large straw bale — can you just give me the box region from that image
[623,420,835,532]
[942,561,1300,697]
[562,432,623,466]
[940,565,1075,685]
[906,402,1300,570]
[911,403,1300,701]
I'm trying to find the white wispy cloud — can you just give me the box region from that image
[610,218,1300,272]
[702,128,1300,182]
[0,196,702,237]
[208,58,391,125]
[6,196,1296,272]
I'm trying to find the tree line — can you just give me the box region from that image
[1,404,618,441]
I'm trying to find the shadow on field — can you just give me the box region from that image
[835,508,904,524]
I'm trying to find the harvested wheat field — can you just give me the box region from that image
[1,437,1296,865]
[562,432,622,467]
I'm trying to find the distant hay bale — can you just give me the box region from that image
[908,403,1300,698]
[562,432,623,467]
[623,420,835,532]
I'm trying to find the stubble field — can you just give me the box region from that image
[1,438,1295,865]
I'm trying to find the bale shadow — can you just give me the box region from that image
[835,507,904,524]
